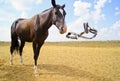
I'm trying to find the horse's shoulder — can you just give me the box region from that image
[31,14,39,20]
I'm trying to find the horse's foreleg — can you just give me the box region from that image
[33,42,37,73]
[33,42,43,74]
[19,41,25,65]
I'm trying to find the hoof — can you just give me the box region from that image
[34,73,40,76]
[10,62,13,65]
[20,63,24,65]
[34,70,39,75]
[34,66,38,73]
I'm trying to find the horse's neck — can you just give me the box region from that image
[39,8,53,29]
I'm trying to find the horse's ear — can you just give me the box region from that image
[62,4,65,8]
[51,0,56,7]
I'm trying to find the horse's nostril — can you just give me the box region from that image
[60,26,67,34]
[63,27,67,33]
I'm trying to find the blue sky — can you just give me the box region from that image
[0,0,120,41]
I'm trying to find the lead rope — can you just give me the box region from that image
[66,23,97,39]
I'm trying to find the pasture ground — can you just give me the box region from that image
[0,41,120,81]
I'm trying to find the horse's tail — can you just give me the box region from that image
[10,20,19,53]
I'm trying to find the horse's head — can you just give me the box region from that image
[51,0,67,34]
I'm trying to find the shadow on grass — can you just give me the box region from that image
[38,64,112,81]
[0,64,113,81]
[0,65,35,81]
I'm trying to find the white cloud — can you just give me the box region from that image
[94,0,107,10]
[73,0,91,16]
[21,11,28,18]
[10,0,31,11]
[91,10,105,23]
[0,9,15,41]
[115,7,120,16]
[108,0,112,3]
[0,0,43,21]
[97,27,109,40]
[2,0,42,11]
[0,8,17,22]
[73,0,107,24]
[67,18,87,34]
[92,0,107,23]
[0,27,10,41]
[0,0,8,3]
[36,0,42,4]
[97,20,120,40]
[118,32,120,37]
[10,0,42,11]
[115,7,119,11]
[0,0,42,22]
[68,0,107,36]
[112,20,120,29]
[115,11,120,16]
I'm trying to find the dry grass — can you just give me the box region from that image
[0,41,120,81]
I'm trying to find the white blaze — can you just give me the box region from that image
[59,8,64,15]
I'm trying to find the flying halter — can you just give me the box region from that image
[66,23,97,39]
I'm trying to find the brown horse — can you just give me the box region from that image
[10,0,67,74]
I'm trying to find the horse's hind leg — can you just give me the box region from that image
[10,37,17,65]
[10,45,14,65]
[19,40,25,65]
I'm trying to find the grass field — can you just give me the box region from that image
[0,41,120,81]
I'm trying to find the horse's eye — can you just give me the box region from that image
[55,12,58,15]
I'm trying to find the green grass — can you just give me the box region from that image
[0,41,120,81]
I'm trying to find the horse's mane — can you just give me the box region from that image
[31,7,53,19]
[41,7,53,13]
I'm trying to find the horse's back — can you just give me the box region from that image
[11,18,26,37]
[11,18,35,42]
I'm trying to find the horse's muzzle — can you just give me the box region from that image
[60,25,67,34]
